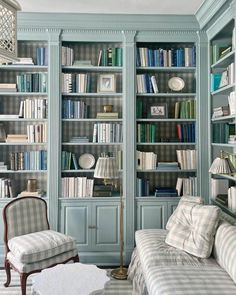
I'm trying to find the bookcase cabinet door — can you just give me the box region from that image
[91,202,120,251]
[137,201,168,230]
[167,200,179,217]
[59,202,90,251]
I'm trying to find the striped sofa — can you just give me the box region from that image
[128,213,236,295]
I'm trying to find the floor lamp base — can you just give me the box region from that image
[111,266,128,280]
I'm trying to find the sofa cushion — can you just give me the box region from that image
[8,230,76,263]
[165,203,221,258]
[166,196,203,230]
[146,265,236,295]
[213,222,236,284]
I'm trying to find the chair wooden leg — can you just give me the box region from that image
[73,254,80,263]
[20,273,28,295]
[4,259,11,287]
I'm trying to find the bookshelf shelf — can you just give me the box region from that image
[211,83,235,95]
[0,170,47,174]
[211,143,236,148]
[137,142,195,146]
[211,50,235,69]
[0,118,47,122]
[0,92,48,96]
[137,169,197,173]
[211,115,236,122]
[211,199,236,218]
[62,142,122,146]
[62,66,122,72]
[0,142,47,146]
[136,93,196,97]
[136,66,196,72]
[137,118,196,122]
[0,65,48,71]
[62,93,122,97]
[62,119,123,122]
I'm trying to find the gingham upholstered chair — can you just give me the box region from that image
[3,197,79,295]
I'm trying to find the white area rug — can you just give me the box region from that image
[0,269,133,295]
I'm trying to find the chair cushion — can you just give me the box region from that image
[8,230,76,263]
[213,222,236,284]
[165,203,221,258]
[166,196,203,230]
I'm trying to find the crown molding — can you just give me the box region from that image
[17,12,199,32]
[196,0,231,29]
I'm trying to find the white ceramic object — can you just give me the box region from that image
[79,153,95,169]
[168,77,185,91]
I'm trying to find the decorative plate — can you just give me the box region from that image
[79,153,95,169]
[168,77,185,91]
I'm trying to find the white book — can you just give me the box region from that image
[150,76,159,93]
[229,186,236,212]
[176,177,183,196]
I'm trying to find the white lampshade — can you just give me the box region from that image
[94,157,119,179]
[0,0,21,63]
[209,157,235,174]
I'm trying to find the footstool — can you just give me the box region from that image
[31,263,110,295]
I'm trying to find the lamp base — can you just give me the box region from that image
[111,266,128,280]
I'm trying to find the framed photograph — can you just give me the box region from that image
[97,74,116,93]
[148,103,168,118]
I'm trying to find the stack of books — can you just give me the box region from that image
[0,83,17,92]
[212,105,230,118]
[96,112,119,119]
[6,134,28,143]
[69,136,89,143]
[13,57,34,65]
[157,162,180,170]
[0,161,7,171]
[215,194,228,206]
[155,187,178,197]
[93,184,113,197]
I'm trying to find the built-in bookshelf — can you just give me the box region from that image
[209,18,236,217]
[60,42,123,199]
[0,40,48,198]
[135,42,197,199]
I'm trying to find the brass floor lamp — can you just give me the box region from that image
[94,157,127,280]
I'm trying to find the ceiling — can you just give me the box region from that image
[17,0,205,15]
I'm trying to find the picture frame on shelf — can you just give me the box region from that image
[97,74,116,93]
[148,103,168,118]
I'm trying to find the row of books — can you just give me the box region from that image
[19,98,48,119]
[176,149,196,170]
[176,123,195,142]
[137,151,157,170]
[136,74,158,94]
[61,177,94,198]
[176,176,197,196]
[62,99,90,119]
[61,46,74,66]
[9,150,47,171]
[61,151,79,170]
[136,178,150,197]
[92,123,123,143]
[0,178,13,198]
[211,34,234,64]
[136,46,196,67]
[212,123,235,144]
[97,47,123,67]
[174,99,196,119]
[12,47,48,66]
[137,123,156,143]
[16,73,48,93]
[61,73,91,93]
[26,123,47,143]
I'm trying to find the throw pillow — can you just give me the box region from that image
[166,196,203,230]
[213,222,236,284]
[165,202,221,258]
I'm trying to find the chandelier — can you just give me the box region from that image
[0,0,21,63]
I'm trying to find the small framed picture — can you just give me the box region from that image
[97,74,116,93]
[148,103,168,118]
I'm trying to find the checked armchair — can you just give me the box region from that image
[3,196,79,295]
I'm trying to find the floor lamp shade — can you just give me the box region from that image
[94,157,119,180]
[0,0,21,63]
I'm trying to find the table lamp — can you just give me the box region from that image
[209,150,236,174]
[94,156,128,280]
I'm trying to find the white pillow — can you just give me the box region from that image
[165,202,221,258]
[213,222,236,284]
[166,196,203,230]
